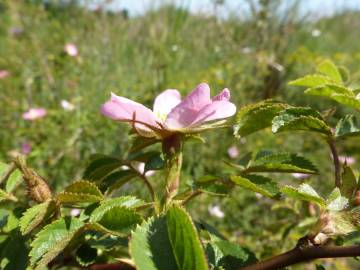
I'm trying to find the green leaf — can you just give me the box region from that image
[57,180,103,204]
[316,59,342,83]
[330,94,360,111]
[19,200,56,235]
[30,217,84,270]
[130,136,159,152]
[341,165,357,199]
[245,152,318,174]
[130,216,178,270]
[316,264,326,270]
[91,206,142,236]
[0,189,16,202]
[305,84,354,98]
[234,101,286,137]
[0,162,8,176]
[83,154,124,182]
[281,184,326,207]
[335,115,360,138]
[272,107,331,135]
[327,195,348,211]
[327,187,342,202]
[338,66,350,82]
[145,152,165,171]
[0,234,29,270]
[5,169,22,193]
[188,175,232,196]
[230,175,280,198]
[99,169,136,193]
[76,244,97,267]
[289,74,333,87]
[206,237,257,270]
[166,205,208,270]
[90,196,145,222]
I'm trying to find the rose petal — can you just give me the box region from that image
[153,89,181,122]
[101,93,159,136]
[165,83,211,129]
[189,100,236,127]
[212,88,231,101]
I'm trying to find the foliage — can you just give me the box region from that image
[1,1,360,269]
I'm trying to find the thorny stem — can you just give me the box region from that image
[239,244,360,270]
[326,136,341,188]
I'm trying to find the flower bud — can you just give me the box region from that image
[13,155,52,203]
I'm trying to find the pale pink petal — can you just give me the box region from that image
[165,83,211,128]
[153,89,181,122]
[212,88,230,101]
[189,100,236,127]
[22,108,47,120]
[101,93,159,136]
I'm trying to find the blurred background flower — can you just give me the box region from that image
[0,70,10,79]
[60,100,75,111]
[64,43,78,57]
[21,142,32,155]
[227,145,239,159]
[22,108,47,120]
[208,204,225,218]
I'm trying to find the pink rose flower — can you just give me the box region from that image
[227,145,239,159]
[0,70,10,79]
[22,108,47,120]
[64,43,78,57]
[101,83,236,138]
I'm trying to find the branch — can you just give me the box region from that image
[181,190,202,205]
[128,164,157,204]
[239,244,360,270]
[326,137,341,188]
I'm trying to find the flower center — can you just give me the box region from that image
[155,111,168,122]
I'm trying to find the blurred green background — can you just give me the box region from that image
[1,0,360,268]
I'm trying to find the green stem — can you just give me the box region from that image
[326,136,341,188]
[162,134,183,206]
